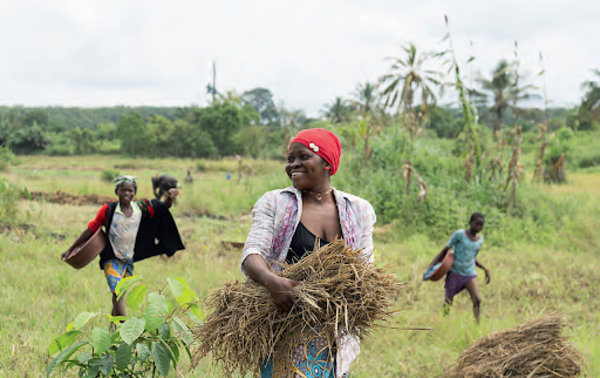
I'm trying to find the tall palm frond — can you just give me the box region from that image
[379,43,441,119]
[580,69,600,124]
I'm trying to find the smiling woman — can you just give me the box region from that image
[241,128,376,378]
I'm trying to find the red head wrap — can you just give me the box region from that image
[289,128,342,176]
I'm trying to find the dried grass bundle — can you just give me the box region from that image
[444,314,584,378]
[191,240,404,377]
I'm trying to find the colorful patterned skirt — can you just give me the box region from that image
[260,327,336,378]
[103,258,134,292]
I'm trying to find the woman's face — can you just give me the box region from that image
[285,143,329,190]
[115,182,136,204]
[470,218,485,234]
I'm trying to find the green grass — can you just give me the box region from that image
[1,156,598,377]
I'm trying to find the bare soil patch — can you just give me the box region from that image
[22,190,114,206]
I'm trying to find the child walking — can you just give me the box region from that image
[428,212,490,323]
[62,175,185,317]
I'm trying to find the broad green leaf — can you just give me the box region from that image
[167,278,184,298]
[187,303,204,323]
[84,364,99,377]
[98,353,115,376]
[65,322,74,332]
[49,331,81,355]
[136,343,150,363]
[151,342,171,377]
[73,312,97,330]
[77,352,92,364]
[126,284,147,312]
[115,342,132,371]
[47,341,87,377]
[168,342,180,365]
[120,317,145,345]
[176,287,198,306]
[171,317,192,345]
[144,293,169,331]
[115,275,141,300]
[110,331,122,345]
[105,315,130,324]
[158,322,171,340]
[91,327,111,356]
[174,277,191,288]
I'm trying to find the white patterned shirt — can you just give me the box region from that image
[241,186,376,378]
[108,202,142,262]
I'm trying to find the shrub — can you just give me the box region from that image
[0,177,21,223]
[100,169,120,183]
[47,277,202,378]
[0,145,16,171]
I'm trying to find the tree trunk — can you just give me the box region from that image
[493,108,502,134]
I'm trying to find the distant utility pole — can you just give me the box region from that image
[206,60,217,105]
[212,61,216,104]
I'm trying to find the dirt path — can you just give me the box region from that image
[22,190,114,206]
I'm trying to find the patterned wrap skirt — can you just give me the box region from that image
[260,327,336,378]
[103,258,134,292]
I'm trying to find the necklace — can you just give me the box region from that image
[305,188,333,201]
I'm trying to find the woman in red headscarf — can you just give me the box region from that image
[241,128,377,378]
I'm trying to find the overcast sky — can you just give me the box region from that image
[0,0,598,116]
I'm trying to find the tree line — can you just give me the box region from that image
[0,44,597,159]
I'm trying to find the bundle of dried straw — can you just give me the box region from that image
[191,240,404,377]
[444,314,584,378]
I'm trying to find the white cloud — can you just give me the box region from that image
[0,0,597,114]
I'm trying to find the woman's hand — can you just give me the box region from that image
[166,188,179,198]
[485,269,491,284]
[265,276,301,312]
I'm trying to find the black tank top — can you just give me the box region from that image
[286,222,330,264]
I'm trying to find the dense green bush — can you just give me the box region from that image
[100,169,120,183]
[330,122,599,249]
[0,145,16,171]
[0,177,19,223]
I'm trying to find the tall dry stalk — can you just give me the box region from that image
[401,112,426,198]
[403,163,427,201]
[532,121,548,182]
[533,52,551,183]
[441,15,482,181]
[503,126,522,215]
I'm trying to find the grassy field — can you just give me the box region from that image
[1,155,598,377]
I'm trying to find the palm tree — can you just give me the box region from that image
[579,69,600,127]
[352,82,378,114]
[379,43,441,119]
[321,97,354,124]
[478,59,537,134]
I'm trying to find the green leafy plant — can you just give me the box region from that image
[47,276,203,377]
[100,169,120,183]
[0,145,16,172]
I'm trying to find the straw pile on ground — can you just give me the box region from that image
[443,314,584,378]
[191,240,404,377]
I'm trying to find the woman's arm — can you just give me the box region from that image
[428,246,450,267]
[243,255,300,312]
[62,203,108,260]
[61,228,93,260]
[162,188,179,209]
[241,191,300,312]
[358,201,377,263]
[476,259,491,284]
